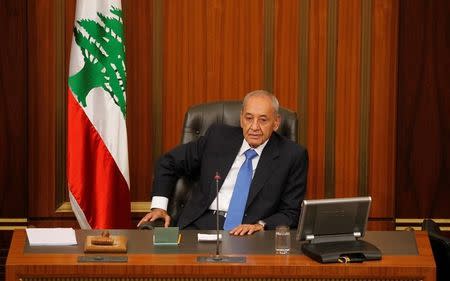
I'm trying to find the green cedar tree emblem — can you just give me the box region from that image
[68,6,127,117]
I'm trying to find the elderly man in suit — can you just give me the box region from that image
[138,90,308,235]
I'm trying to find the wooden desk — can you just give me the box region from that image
[7,230,435,281]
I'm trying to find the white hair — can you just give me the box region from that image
[242,90,279,113]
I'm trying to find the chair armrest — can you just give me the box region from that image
[138,219,165,230]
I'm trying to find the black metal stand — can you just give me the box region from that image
[301,239,381,264]
[197,172,246,264]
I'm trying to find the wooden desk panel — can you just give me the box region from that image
[6,230,435,281]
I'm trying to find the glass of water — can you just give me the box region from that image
[275,225,291,254]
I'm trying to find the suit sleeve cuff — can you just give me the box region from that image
[150,196,169,211]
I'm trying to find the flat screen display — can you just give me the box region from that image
[296,196,371,241]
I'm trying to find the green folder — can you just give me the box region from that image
[153,227,181,245]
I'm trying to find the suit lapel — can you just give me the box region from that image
[207,128,243,203]
[245,134,280,208]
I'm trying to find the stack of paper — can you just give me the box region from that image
[26,228,77,246]
[198,233,222,242]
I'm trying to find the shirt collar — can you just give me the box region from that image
[239,138,269,157]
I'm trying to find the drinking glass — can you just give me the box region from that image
[275,225,291,254]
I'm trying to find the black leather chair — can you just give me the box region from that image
[421,219,450,281]
[141,100,298,229]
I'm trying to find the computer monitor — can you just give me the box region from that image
[296,196,372,242]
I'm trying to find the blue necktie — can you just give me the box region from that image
[223,149,258,230]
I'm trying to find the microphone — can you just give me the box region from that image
[197,171,246,263]
[213,171,221,259]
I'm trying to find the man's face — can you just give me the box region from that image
[240,95,280,148]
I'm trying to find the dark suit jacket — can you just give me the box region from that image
[152,124,308,229]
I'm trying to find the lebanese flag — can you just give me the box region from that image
[67,0,131,229]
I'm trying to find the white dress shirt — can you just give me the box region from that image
[150,139,269,212]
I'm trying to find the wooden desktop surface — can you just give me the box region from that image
[7,229,435,281]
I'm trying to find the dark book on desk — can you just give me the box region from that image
[153,227,181,245]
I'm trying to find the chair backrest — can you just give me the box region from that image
[167,100,299,225]
[181,100,298,143]
[422,219,450,281]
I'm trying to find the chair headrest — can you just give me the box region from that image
[181,100,298,144]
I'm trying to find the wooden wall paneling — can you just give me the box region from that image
[28,0,57,217]
[273,0,299,111]
[151,0,164,171]
[263,0,274,93]
[206,0,224,101]
[54,0,66,211]
[163,0,264,151]
[65,1,75,69]
[0,0,28,218]
[297,0,309,147]
[397,0,450,219]
[429,0,450,218]
[44,0,74,221]
[367,219,396,231]
[305,0,328,200]
[215,0,264,100]
[1,1,28,274]
[369,0,398,219]
[163,0,207,151]
[334,0,361,198]
[396,0,426,213]
[324,0,338,199]
[57,1,75,213]
[358,0,372,197]
[122,0,154,202]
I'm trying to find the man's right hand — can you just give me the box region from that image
[138,208,171,228]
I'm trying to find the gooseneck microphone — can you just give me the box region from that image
[197,171,246,263]
[213,171,221,259]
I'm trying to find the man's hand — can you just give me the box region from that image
[137,208,171,228]
[228,223,264,236]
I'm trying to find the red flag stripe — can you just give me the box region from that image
[67,89,131,229]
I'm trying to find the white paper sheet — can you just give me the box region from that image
[26,228,77,246]
[198,233,222,242]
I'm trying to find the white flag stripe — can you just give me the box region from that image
[69,191,91,229]
[83,88,130,186]
[68,38,84,77]
[75,0,121,21]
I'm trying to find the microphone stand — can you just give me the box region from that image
[197,171,246,263]
[213,172,221,260]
